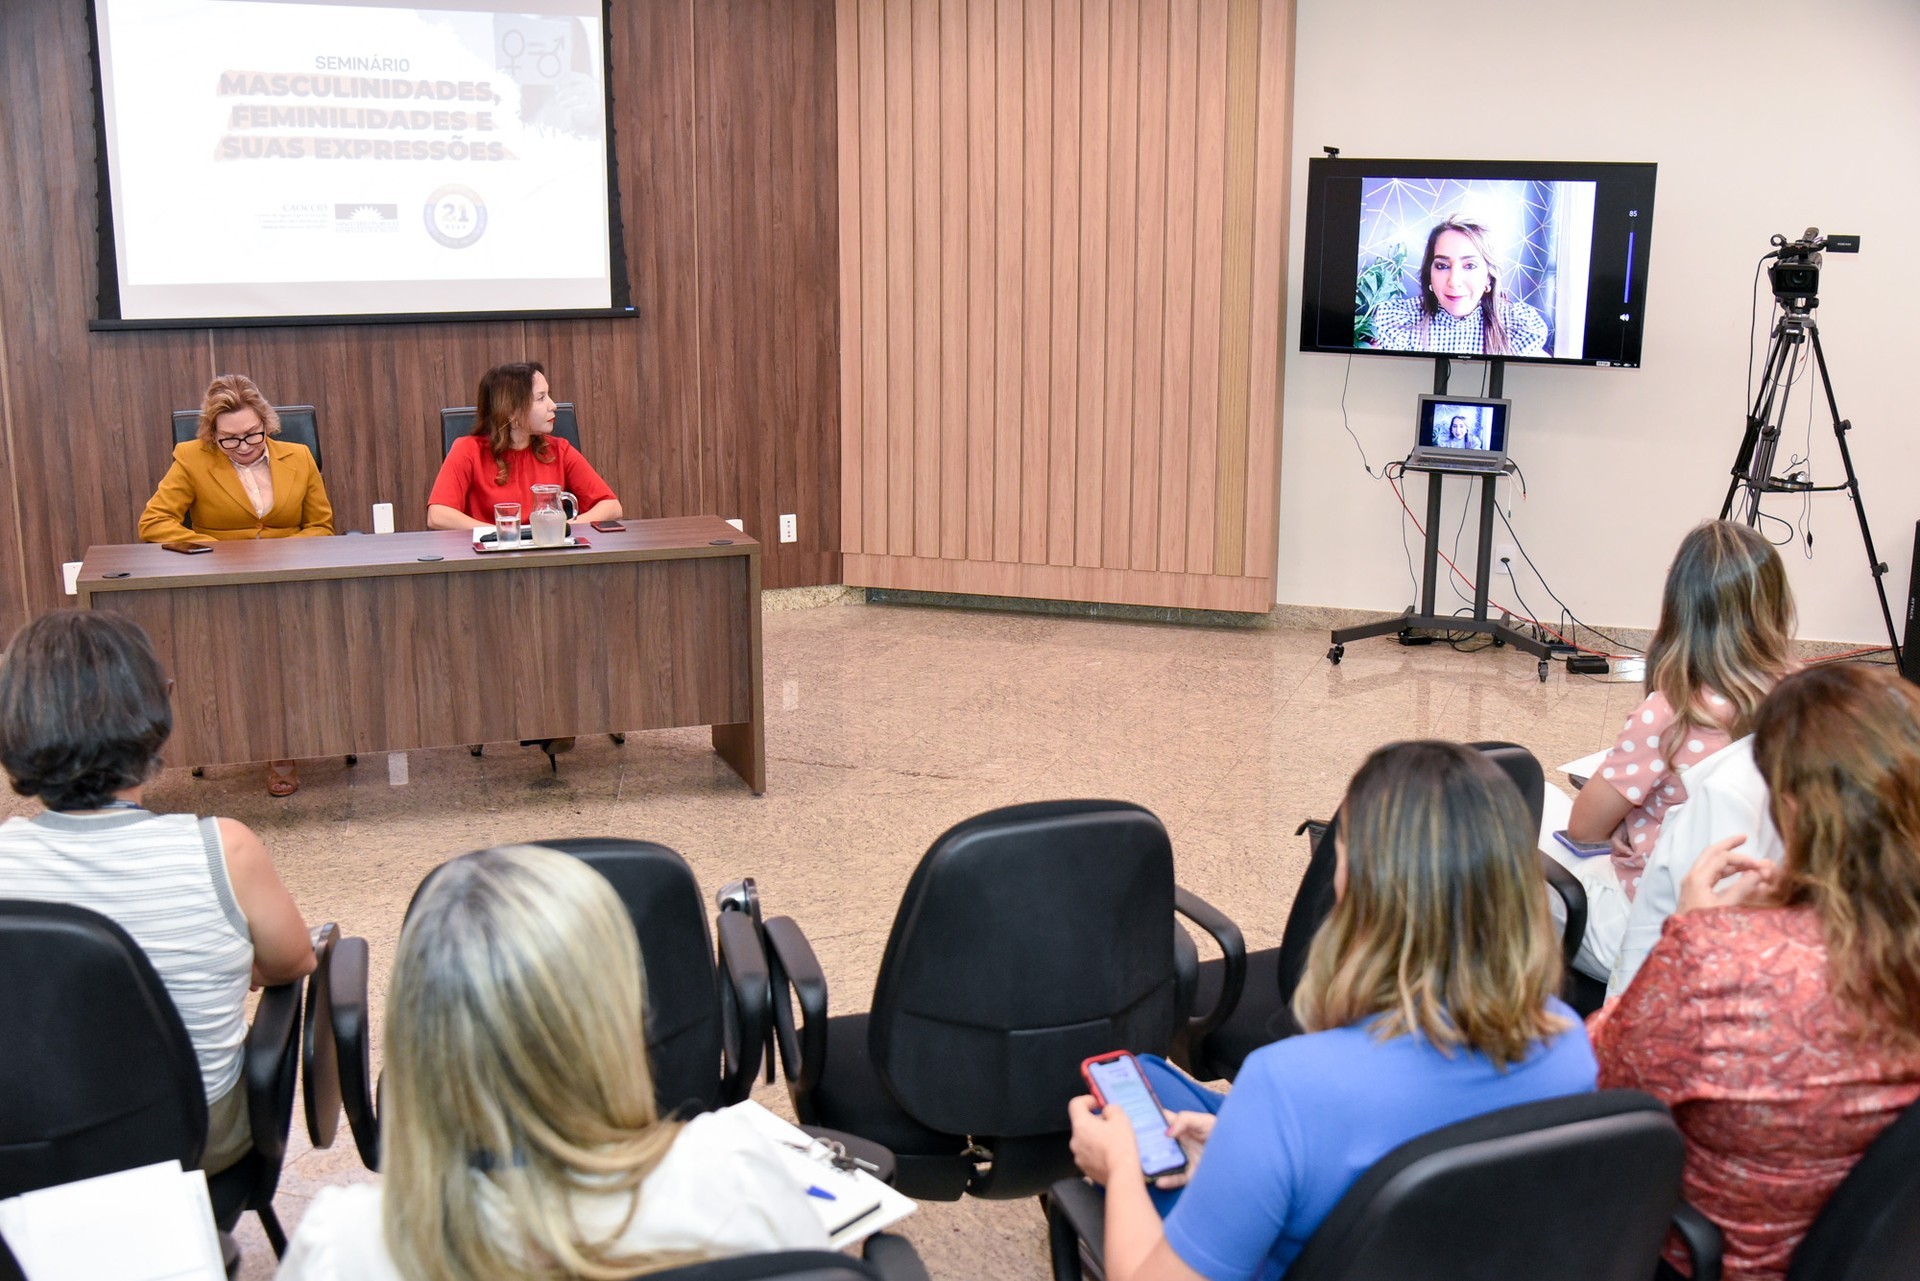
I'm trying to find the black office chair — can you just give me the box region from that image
[328,839,771,1171]
[1784,1092,1920,1281]
[0,900,302,1257]
[761,800,1245,1202]
[301,924,346,1153]
[172,405,323,470]
[441,402,582,455]
[1046,1090,1720,1281]
[640,1236,928,1280]
[1188,741,1591,1081]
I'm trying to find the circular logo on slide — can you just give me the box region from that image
[423,185,488,249]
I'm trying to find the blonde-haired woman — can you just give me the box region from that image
[1562,519,1797,979]
[1067,741,1595,1281]
[277,845,828,1280]
[139,372,334,795]
[1594,663,1920,1281]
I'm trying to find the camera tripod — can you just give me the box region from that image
[1720,302,1903,667]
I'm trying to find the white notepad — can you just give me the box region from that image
[721,1100,916,1249]
[0,1161,224,1281]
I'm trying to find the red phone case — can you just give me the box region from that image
[1080,1050,1186,1177]
[1080,1049,1135,1105]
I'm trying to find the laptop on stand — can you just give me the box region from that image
[1407,394,1512,473]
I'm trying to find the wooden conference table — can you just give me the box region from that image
[76,516,765,793]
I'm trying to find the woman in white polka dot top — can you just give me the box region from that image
[1566,521,1796,930]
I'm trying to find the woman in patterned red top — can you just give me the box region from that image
[1561,520,1796,981]
[426,361,621,532]
[1591,663,1920,1281]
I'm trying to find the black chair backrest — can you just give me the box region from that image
[1275,741,1550,1024]
[441,403,582,455]
[1284,1090,1685,1281]
[1470,739,1546,828]
[867,800,1179,1138]
[0,900,207,1196]
[408,841,724,1120]
[172,405,323,470]
[302,924,343,1150]
[1787,1092,1920,1281]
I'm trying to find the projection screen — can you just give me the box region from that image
[90,0,629,326]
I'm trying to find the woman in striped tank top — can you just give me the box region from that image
[0,609,316,1173]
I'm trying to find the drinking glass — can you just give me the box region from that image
[494,502,522,545]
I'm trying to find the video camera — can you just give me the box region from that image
[1767,227,1860,304]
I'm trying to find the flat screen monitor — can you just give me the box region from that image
[88,0,632,328]
[1299,157,1656,368]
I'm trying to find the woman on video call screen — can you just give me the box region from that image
[1356,178,1597,360]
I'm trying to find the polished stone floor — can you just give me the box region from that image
[4,600,1646,1279]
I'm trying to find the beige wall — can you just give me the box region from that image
[1280,0,1920,644]
[838,0,1296,612]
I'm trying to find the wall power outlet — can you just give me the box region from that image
[779,514,797,543]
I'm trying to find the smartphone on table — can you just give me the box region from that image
[1553,830,1612,859]
[161,541,213,554]
[1081,1050,1187,1179]
[590,520,625,532]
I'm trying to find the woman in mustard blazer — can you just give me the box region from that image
[139,374,334,794]
[139,375,334,544]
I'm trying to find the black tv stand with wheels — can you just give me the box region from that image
[1328,357,1553,681]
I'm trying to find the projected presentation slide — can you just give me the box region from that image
[93,0,616,322]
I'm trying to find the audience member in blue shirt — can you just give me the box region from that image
[1067,740,1598,1281]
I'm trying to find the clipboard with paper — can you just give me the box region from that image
[721,1100,916,1249]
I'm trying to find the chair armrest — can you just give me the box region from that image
[1671,1201,1722,1281]
[715,908,772,1104]
[861,1232,931,1281]
[302,924,342,1149]
[800,1127,898,1186]
[1175,887,1246,1042]
[244,980,302,1171]
[1046,1177,1106,1281]
[763,916,829,1100]
[329,935,381,1170]
[1537,852,1588,972]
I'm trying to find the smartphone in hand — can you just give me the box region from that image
[1081,1051,1187,1179]
[1553,829,1612,858]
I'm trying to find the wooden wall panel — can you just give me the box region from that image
[1072,0,1110,571]
[0,0,840,637]
[964,0,998,565]
[1128,0,1170,575]
[839,0,1294,611]
[694,0,843,589]
[937,0,970,563]
[1047,0,1081,568]
[1099,0,1140,573]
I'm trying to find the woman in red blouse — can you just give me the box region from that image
[1591,662,1920,1281]
[426,362,622,531]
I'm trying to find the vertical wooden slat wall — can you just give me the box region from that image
[839,0,1295,612]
